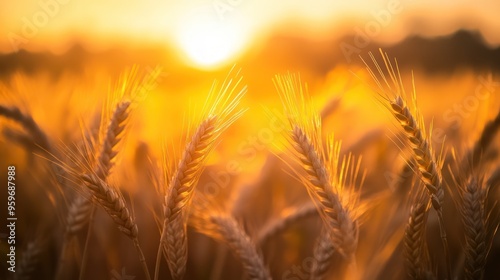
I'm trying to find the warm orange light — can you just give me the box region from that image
[173,8,249,70]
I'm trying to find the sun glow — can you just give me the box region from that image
[174,8,249,69]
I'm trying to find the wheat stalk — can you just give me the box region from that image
[294,124,359,258]
[274,73,362,260]
[462,179,487,280]
[362,51,445,212]
[58,74,143,279]
[190,201,271,280]
[210,215,271,280]
[80,173,150,280]
[95,101,130,178]
[81,173,137,238]
[362,50,451,278]
[57,99,133,280]
[57,67,161,280]
[404,189,432,280]
[160,116,217,280]
[389,96,444,212]
[65,97,132,236]
[460,177,488,280]
[155,71,246,280]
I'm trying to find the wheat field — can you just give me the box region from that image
[0,51,499,280]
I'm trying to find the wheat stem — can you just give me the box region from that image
[134,238,152,280]
[78,205,95,280]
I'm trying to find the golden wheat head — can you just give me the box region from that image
[156,68,246,280]
[274,73,364,260]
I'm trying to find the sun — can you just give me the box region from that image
[174,7,249,70]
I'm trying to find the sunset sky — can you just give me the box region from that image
[1,0,499,69]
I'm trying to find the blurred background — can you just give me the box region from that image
[1,0,499,159]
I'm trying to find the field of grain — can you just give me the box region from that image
[0,47,499,280]
[1,2,500,279]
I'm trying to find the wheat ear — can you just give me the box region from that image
[66,99,132,235]
[160,116,217,280]
[156,71,246,280]
[80,173,150,280]
[362,50,451,278]
[57,99,133,280]
[275,73,361,259]
[210,215,271,280]
[79,100,131,232]
[95,101,130,178]
[66,195,93,235]
[389,96,444,212]
[310,228,336,280]
[190,202,271,280]
[404,189,432,280]
[69,74,155,280]
[461,178,488,280]
[81,173,137,238]
[295,124,359,258]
